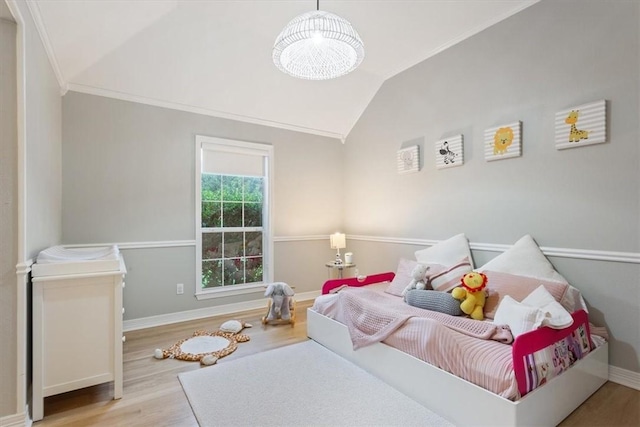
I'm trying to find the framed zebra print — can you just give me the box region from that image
[555,100,606,150]
[435,134,463,169]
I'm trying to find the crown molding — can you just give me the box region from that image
[65,84,345,142]
[24,0,67,94]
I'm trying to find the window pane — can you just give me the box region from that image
[224,258,243,285]
[202,232,222,260]
[202,260,222,288]
[245,257,263,283]
[244,177,263,202]
[202,201,221,228]
[202,174,221,201]
[224,232,244,258]
[244,203,262,227]
[222,176,243,202]
[223,202,243,227]
[245,232,262,256]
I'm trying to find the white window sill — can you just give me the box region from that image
[195,282,265,300]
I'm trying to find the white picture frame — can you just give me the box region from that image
[555,100,606,150]
[397,146,420,174]
[435,135,463,169]
[484,121,522,161]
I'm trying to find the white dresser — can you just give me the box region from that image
[31,252,126,421]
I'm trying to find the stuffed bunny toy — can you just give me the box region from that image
[265,282,295,321]
[401,263,430,298]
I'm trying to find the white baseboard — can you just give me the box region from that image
[0,411,30,427]
[609,365,640,391]
[123,290,320,332]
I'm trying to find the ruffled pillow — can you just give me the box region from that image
[494,296,546,338]
[522,285,573,329]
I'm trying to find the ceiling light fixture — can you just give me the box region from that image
[273,0,365,80]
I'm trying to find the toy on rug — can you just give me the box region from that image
[262,282,296,326]
[452,271,488,320]
[401,263,431,298]
[153,320,251,365]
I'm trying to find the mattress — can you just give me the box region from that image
[31,245,121,277]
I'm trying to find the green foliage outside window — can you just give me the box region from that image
[201,174,264,288]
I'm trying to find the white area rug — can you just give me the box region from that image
[179,340,453,427]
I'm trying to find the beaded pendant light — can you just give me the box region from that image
[273,0,365,80]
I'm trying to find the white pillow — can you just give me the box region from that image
[415,233,474,268]
[494,295,546,338]
[522,285,574,329]
[477,235,567,283]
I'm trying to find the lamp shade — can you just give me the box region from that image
[273,10,365,80]
[330,233,346,250]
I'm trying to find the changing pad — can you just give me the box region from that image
[32,245,121,277]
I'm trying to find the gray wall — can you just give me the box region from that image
[1,0,62,419]
[62,92,343,319]
[344,0,639,373]
[0,14,18,419]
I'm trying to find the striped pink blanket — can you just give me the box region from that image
[312,283,520,399]
[335,287,512,349]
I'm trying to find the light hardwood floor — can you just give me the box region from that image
[35,300,639,426]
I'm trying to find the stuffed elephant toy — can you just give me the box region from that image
[265,282,294,321]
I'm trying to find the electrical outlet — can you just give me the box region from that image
[176,283,184,295]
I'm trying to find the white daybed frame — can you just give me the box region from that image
[307,308,608,427]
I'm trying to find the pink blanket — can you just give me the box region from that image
[313,284,520,399]
[335,287,511,349]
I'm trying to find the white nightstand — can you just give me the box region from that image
[325,262,356,279]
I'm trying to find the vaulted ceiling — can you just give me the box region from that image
[28,0,538,141]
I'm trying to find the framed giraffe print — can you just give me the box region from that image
[555,100,606,150]
[435,134,463,169]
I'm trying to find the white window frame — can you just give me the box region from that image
[195,135,274,300]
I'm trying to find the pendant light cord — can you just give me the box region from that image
[317,0,320,11]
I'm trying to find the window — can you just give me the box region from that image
[195,136,273,299]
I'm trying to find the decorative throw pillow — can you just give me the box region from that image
[522,285,573,329]
[405,290,463,316]
[482,270,569,319]
[385,258,418,296]
[428,257,473,292]
[494,295,546,338]
[477,235,567,283]
[415,233,475,268]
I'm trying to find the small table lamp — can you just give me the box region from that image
[330,232,346,264]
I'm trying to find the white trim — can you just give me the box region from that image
[123,290,320,332]
[274,235,327,242]
[63,240,196,250]
[348,235,640,264]
[59,236,640,265]
[66,84,344,141]
[194,136,275,296]
[7,1,29,421]
[609,365,640,391]
[0,412,29,427]
[23,0,67,94]
[194,282,265,301]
